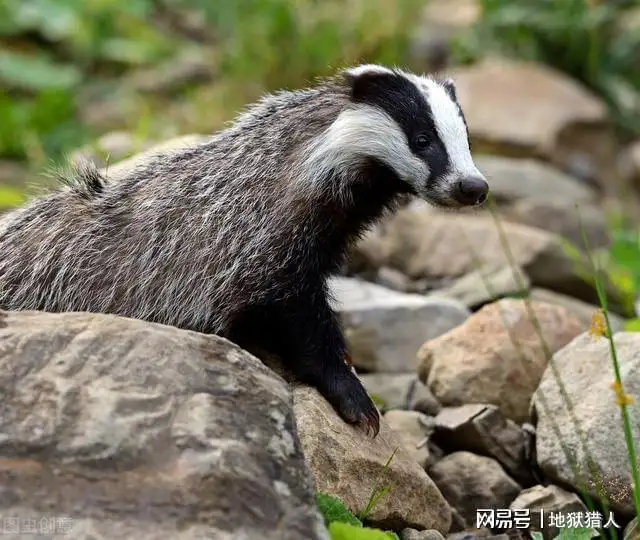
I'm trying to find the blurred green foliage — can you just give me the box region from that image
[453,0,640,137]
[0,0,422,165]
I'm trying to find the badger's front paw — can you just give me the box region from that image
[325,369,380,438]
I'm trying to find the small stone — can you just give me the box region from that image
[429,452,522,530]
[446,529,492,540]
[350,206,618,306]
[429,264,530,309]
[432,404,534,486]
[510,484,589,540]
[402,529,446,540]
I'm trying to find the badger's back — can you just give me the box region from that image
[0,83,350,333]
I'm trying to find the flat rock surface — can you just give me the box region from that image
[0,310,327,540]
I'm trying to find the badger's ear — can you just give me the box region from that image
[441,78,457,101]
[342,64,395,102]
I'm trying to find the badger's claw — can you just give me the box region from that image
[324,367,381,438]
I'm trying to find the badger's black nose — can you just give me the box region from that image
[455,176,489,206]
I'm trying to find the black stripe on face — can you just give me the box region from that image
[347,70,451,182]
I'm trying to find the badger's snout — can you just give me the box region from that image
[453,175,489,206]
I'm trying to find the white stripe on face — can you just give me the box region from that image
[406,74,483,181]
[302,104,428,191]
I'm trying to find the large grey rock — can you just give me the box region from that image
[533,331,640,517]
[0,310,328,540]
[294,386,452,533]
[473,155,596,204]
[428,452,522,530]
[329,277,470,372]
[499,199,610,250]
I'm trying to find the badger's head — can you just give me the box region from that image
[320,64,488,208]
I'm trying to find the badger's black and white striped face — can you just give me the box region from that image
[337,64,488,207]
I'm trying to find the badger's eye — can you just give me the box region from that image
[414,134,430,150]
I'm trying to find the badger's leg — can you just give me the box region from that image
[279,297,380,437]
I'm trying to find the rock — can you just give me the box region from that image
[402,529,446,540]
[429,264,530,310]
[329,276,470,372]
[294,386,451,533]
[447,58,618,192]
[446,529,492,540]
[350,206,612,306]
[0,310,328,540]
[418,298,583,423]
[473,155,596,204]
[499,199,610,250]
[360,373,442,415]
[533,331,640,517]
[432,405,534,486]
[529,288,626,333]
[384,410,434,469]
[510,484,589,540]
[428,452,522,530]
[102,134,211,181]
[409,0,479,72]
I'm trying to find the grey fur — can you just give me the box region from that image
[0,83,351,329]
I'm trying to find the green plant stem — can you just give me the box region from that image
[577,205,640,520]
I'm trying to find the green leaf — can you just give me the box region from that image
[315,492,362,528]
[530,532,544,540]
[328,522,398,540]
[0,51,81,91]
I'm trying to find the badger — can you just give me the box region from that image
[0,64,488,437]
